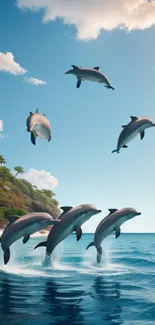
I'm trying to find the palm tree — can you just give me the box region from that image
[14,166,25,178]
[0,155,6,166]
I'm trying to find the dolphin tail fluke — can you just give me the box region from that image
[111,149,118,154]
[34,241,47,249]
[4,248,10,265]
[97,246,102,264]
[104,85,115,90]
[86,242,95,250]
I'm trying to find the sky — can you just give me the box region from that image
[0,0,155,233]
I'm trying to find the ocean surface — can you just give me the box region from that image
[0,233,155,325]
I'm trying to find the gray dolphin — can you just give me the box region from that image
[65,65,114,90]
[0,212,60,264]
[112,116,155,153]
[34,204,102,266]
[86,207,141,263]
[26,108,51,145]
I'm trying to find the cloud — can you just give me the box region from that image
[0,120,8,140]
[0,120,3,132]
[24,77,47,86]
[0,51,27,75]
[20,169,59,190]
[17,0,155,40]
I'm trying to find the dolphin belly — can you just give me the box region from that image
[2,221,49,251]
[95,224,116,247]
[34,124,50,139]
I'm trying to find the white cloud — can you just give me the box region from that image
[17,0,155,40]
[20,169,58,190]
[0,120,3,132]
[24,76,47,86]
[0,51,27,75]
[0,120,7,139]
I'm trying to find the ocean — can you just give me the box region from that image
[0,233,155,325]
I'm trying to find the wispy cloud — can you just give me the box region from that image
[0,120,3,132]
[19,169,59,190]
[0,51,27,75]
[0,120,8,140]
[24,77,47,86]
[17,0,155,41]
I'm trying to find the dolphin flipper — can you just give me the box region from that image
[34,241,47,249]
[31,132,37,145]
[115,227,121,239]
[122,145,128,148]
[74,226,82,241]
[97,246,102,263]
[4,248,10,265]
[140,131,145,140]
[23,235,30,244]
[86,242,95,250]
[76,79,81,89]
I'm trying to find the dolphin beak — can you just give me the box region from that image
[64,70,71,74]
[136,212,141,216]
[96,209,102,214]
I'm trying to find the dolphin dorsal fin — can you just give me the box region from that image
[29,111,33,116]
[35,108,39,114]
[58,206,73,219]
[93,67,100,71]
[71,65,79,70]
[60,206,73,214]
[5,215,20,224]
[130,116,138,122]
[108,209,118,214]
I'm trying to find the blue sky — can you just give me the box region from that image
[0,0,155,232]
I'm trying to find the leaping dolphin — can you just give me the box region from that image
[86,207,141,263]
[112,116,155,153]
[0,212,60,264]
[65,65,114,90]
[26,108,51,145]
[34,204,102,266]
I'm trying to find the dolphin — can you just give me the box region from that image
[0,212,60,264]
[112,116,155,153]
[86,207,141,263]
[65,65,114,90]
[26,108,51,145]
[34,204,102,266]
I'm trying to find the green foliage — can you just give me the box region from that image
[14,166,25,178]
[0,155,59,227]
[42,189,55,198]
[0,155,6,166]
[3,207,28,217]
[0,166,13,184]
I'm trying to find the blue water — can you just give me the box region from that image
[0,233,155,325]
